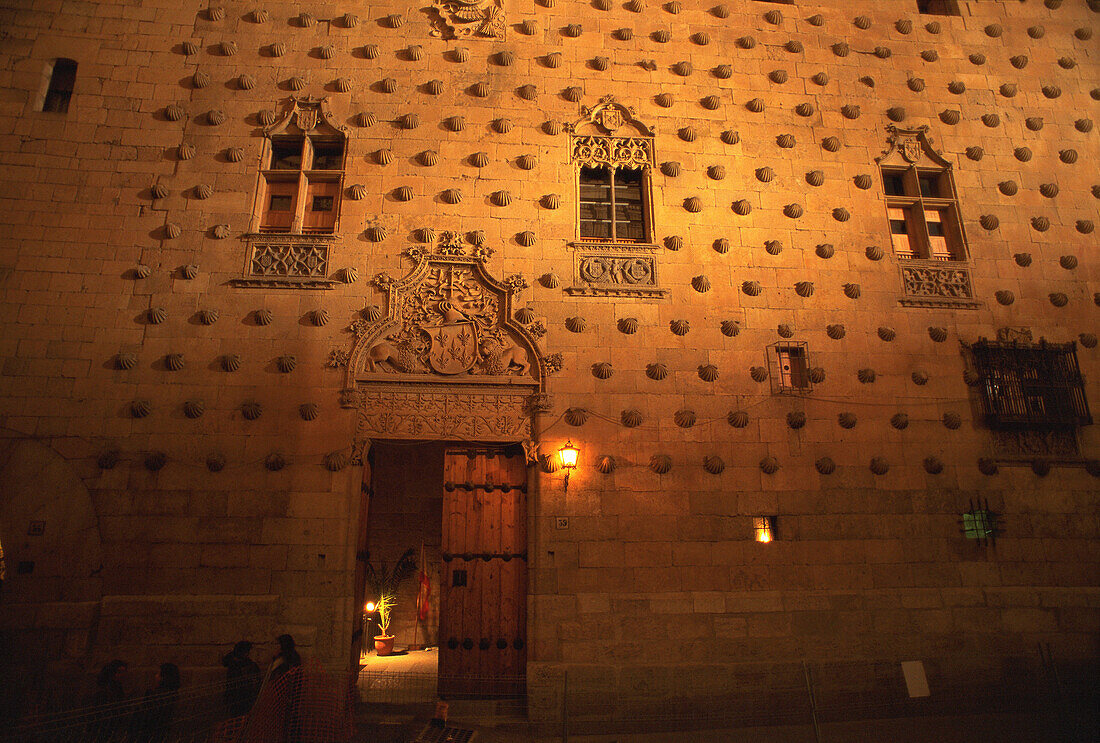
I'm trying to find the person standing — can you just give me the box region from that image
[127,663,181,743]
[222,641,262,717]
[87,659,128,742]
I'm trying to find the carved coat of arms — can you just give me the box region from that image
[425,318,478,374]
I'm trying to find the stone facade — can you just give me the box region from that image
[0,0,1097,721]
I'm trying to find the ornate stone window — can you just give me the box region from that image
[876,126,978,308]
[41,58,76,113]
[235,97,348,289]
[563,97,664,299]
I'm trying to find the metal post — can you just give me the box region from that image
[802,661,822,743]
[561,670,568,743]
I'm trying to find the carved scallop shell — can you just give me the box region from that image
[517,84,538,100]
[832,42,850,57]
[698,455,725,475]
[815,244,835,260]
[196,307,219,325]
[399,113,420,130]
[516,231,536,247]
[765,240,783,256]
[275,355,296,374]
[596,456,615,474]
[565,316,587,333]
[873,326,896,343]
[728,410,749,428]
[795,281,815,298]
[769,69,789,85]
[147,306,168,324]
[942,412,962,430]
[843,283,861,300]
[786,412,806,430]
[888,413,909,431]
[365,225,388,242]
[540,272,560,289]
[698,364,719,382]
[981,113,1000,128]
[131,399,152,418]
[441,189,463,205]
[563,23,582,37]
[181,399,205,419]
[700,95,720,111]
[826,324,846,340]
[714,65,732,80]
[1060,149,1078,165]
[965,147,984,161]
[1059,255,1078,270]
[646,363,668,381]
[763,8,782,24]
[1031,216,1050,232]
[514,307,536,325]
[731,200,752,217]
[822,137,841,153]
[538,193,561,211]
[805,170,824,187]
[649,455,672,474]
[1027,117,1044,132]
[115,352,137,370]
[713,238,730,254]
[835,413,856,430]
[1076,119,1094,133]
[749,366,768,383]
[1079,334,1098,349]
[670,320,690,336]
[674,409,696,428]
[869,457,889,475]
[928,327,948,343]
[621,409,643,428]
[489,189,511,206]
[742,281,762,297]
[795,102,814,117]
[565,408,588,426]
[494,50,514,67]
[1049,293,1069,308]
[720,320,739,337]
[1013,253,1032,268]
[1077,220,1095,235]
[784,204,804,219]
[745,98,765,114]
[994,290,1015,306]
[760,456,780,475]
[1042,85,1061,99]
[684,197,703,214]
[857,368,875,384]
[618,318,638,335]
[662,235,683,252]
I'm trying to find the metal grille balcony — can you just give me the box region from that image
[968,339,1092,429]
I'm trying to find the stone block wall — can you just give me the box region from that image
[0,0,1097,717]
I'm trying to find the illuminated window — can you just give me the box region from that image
[960,501,998,543]
[259,136,345,233]
[578,166,649,242]
[42,58,77,113]
[880,166,967,261]
[917,0,960,15]
[753,516,776,543]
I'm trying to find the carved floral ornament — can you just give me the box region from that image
[875,124,952,169]
[344,236,560,400]
[430,0,506,39]
[565,96,655,170]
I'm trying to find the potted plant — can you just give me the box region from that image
[365,547,417,655]
[373,593,396,656]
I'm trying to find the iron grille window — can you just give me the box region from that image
[969,340,1091,429]
[768,342,812,393]
[960,500,999,544]
[578,166,647,242]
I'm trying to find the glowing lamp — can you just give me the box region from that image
[365,601,376,612]
[558,441,579,492]
[558,441,579,470]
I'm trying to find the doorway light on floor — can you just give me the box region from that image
[753,516,775,543]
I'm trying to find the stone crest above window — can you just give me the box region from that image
[429,0,506,39]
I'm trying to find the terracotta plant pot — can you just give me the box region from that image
[375,635,395,656]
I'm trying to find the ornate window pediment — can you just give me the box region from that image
[264,95,347,138]
[875,124,952,169]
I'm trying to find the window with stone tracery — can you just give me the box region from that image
[572,135,654,244]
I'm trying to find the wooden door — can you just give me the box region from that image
[439,447,527,698]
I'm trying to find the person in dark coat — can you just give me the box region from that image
[127,662,180,743]
[87,659,128,742]
[222,641,262,717]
